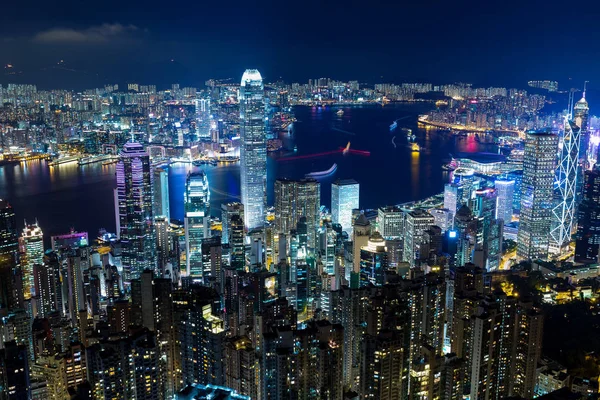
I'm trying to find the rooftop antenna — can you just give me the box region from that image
[583,80,589,98]
[568,88,575,118]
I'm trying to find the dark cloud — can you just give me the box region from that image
[32,23,141,44]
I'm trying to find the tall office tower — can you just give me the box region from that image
[201,237,222,284]
[359,231,388,287]
[550,119,582,255]
[494,178,515,224]
[444,183,463,219]
[575,167,600,263]
[239,69,266,230]
[229,215,246,271]
[115,142,156,282]
[33,260,58,318]
[429,208,452,233]
[184,171,210,279]
[453,207,478,267]
[517,131,558,261]
[0,341,31,400]
[471,188,502,270]
[224,336,259,399]
[155,215,170,272]
[0,200,20,311]
[221,203,244,244]
[403,209,434,267]
[153,167,170,219]
[352,214,371,280]
[20,222,44,300]
[274,178,321,251]
[331,179,360,234]
[574,92,589,162]
[377,206,404,238]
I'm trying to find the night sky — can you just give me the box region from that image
[2,0,600,90]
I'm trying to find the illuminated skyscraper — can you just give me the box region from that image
[0,200,19,310]
[239,69,266,230]
[332,179,359,234]
[494,178,514,224]
[115,142,156,282]
[549,119,581,255]
[184,171,210,278]
[221,203,244,245]
[575,167,600,263]
[517,131,558,261]
[153,167,170,219]
[274,178,320,251]
[20,222,44,300]
[377,206,404,238]
[574,92,589,162]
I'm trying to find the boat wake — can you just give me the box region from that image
[306,163,338,179]
[392,136,397,148]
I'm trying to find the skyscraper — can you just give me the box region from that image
[184,171,210,278]
[517,131,558,261]
[377,206,404,238]
[153,167,170,219]
[239,69,266,230]
[549,119,581,255]
[274,178,320,251]
[494,178,515,224]
[115,142,156,282]
[221,203,244,245]
[331,179,359,234]
[574,92,589,162]
[0,200,19,310]
[575,167,600,263]
[20,222,44,300]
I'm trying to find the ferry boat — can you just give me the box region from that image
[411,143,421,152]
[78,154,116,166]
[336,110,344,116]
[49,155,80,166]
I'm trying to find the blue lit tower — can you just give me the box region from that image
[115,142,156,282]
[517,131,558,261]
[549,118,581,255]
[332,179,360,234]
[185,171,210,278]
[239,69,266,230]
[494,178,515,224]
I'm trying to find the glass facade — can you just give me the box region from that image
[116,142,156,282]
[517,131,558,260]
[331,179,359,234]
[239,69,266,230]
[549,119,581,254]
[185,171,210,278]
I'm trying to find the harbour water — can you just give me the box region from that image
[0,103,496,242]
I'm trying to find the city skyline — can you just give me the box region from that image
[2,7,600,393]
[2,1,600,91]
